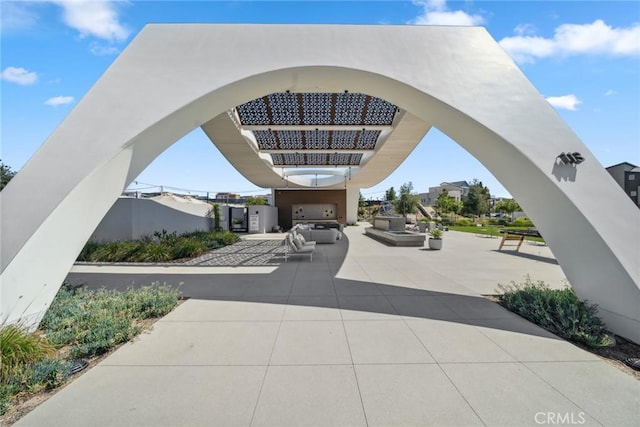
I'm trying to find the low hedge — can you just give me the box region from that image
[510,217,534,227]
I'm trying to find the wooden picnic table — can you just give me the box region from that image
[497,229,542,251]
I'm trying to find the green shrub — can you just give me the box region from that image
[1,284,180,415]
[212,203,221,231]
[439,218,454,226]
[479,218,508,226]
[77,241,101,261]
[153,229,179,245]
[217,231,241,246]
[77,229,241,263]
[0,325,55,383]
[26,359,72,393]
[71,314,137,359]
[135,242,172,262]
[171,238,207,259]
[454,218,473,226]
[122,284,182,319]
[498,277,614,347]
[510,217,534,227]
[0,382,20,415]
[88,241,141,262]
[41,284,180,356]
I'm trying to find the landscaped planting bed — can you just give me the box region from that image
[493,277,639,379]
[77,230,241,263]
[0,284,181,421]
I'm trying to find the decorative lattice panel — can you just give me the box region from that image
[334,92,367,124]
[236,98,270,125]
[331,131,358,149]
[349,153,363,165]
[305,153,327,165]
[302,93,332,125]
[268,92,301,125]
[304,130,330,149]
[253,129,382,151]
[278,130,304,149]
[253,130,278,150]
[237,93,397,126]
[270,153,364,166]
[364,97,396,125]
[356,130,380,149]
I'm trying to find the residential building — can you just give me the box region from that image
[606,162,640,208]
[421,181,470,205]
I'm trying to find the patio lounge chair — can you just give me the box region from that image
[284,233,315,261]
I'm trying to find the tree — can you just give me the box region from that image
[393,182,419,218]
[384,187,397,202]
[244,195,267,206]
[358,192,368,219]
[1,160,16,190]
[207,203,222,231]
[495,199,521,218]
[462,179,491,217]
[435,188,464,219]
[435,188,455,217]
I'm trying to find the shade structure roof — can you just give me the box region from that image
[202,91,431,189]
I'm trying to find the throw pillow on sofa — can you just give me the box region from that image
[293,234,304,250]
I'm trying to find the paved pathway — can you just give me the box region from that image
[16,227,639,426]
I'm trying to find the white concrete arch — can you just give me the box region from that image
[1,24,638,342]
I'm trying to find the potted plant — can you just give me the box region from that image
[428,228,443,250]
[418,218,428,233]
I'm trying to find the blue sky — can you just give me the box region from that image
[1,0,639,199]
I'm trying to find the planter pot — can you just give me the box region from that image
[428,238,442,250]
[418,222,428,233]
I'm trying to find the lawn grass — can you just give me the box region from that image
[448,225,545,243]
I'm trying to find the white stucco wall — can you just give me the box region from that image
[89,196,212,242]
[247,205,278,234]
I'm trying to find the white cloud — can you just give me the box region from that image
[89,42,120,56]
[499,36,556,64]
[514,23,537,37]
[0,2,39,31]
[44,96,75,106]
[410,0,484,26]
[500,20,640,64]
[604,89,617,96]
[50,0,130,42]
[546,94,582,111]
[1,67,38,85]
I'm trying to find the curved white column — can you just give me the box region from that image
[1,25,638,341]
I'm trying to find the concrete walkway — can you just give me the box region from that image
[17,227,639,426]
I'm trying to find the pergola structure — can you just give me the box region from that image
[203,91,429,225]
[1,24,638,343]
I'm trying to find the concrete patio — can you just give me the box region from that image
[16,226,639,426]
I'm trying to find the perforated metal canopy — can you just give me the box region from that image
[202,90,429,189]
[234,92,398,168]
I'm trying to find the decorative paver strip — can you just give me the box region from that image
[184,239,286,266]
